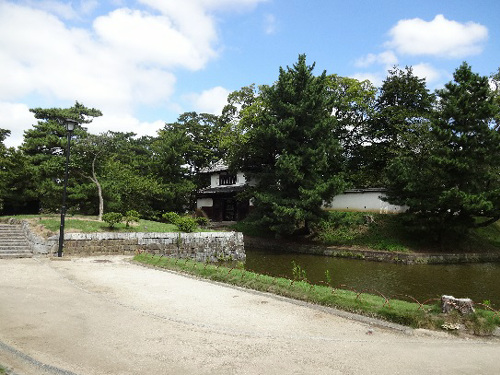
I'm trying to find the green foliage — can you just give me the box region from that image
[324,269,332,285]
[195,216,210,227]
[175,216,199,233]
[228,54,345,235]
[326,75,377,187]
[313,212,410,251]
[124,210,140,227]
[161,211,200,232]
[474,221,500,248]
[365,66,435,186]
[291,261,307,281]
[163,112,223,174]
[20,102,102,213]
[4,59,500,247]
[162,212,180,224]
[230,218,275,238]
[385,63,500,239]
[323,211,366,226]
[0,129,11,212]
[102,212,123,228]
[0,364,10,375]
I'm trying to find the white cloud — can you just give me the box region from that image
[21,0,99,19]
[385,14,488,58]
[22,0,78,19]
[351,72,384,88]
[355,51,398,68]
[0,102,36,148]
[80,0,99,15]
[264,13,277,35]
[89,114,165,137]
[185,86,231,115]
[0,0,265,147]
[93,8,216,70]
[411,63,442,84]
[142,0,267,13]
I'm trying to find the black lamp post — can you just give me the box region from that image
[57,118,78,257]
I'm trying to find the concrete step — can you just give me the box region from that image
[0,253,33,259]
[0,248,33,254]
[0,224,33,258]
[0,245,31,250]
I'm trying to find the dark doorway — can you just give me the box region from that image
[222,198,237,221]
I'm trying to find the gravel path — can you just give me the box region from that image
[0,256,499,374]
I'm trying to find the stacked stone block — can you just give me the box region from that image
[60,232,245,262]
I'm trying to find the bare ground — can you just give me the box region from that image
[0,256,499,375]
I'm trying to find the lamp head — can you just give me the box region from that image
[64,118,78,132]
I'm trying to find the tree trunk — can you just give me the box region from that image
[95,178,104,222]
[91,156,104,221]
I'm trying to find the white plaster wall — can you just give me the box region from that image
[236,172,246,186]
[210,174,219,188]
[326,192,407,213]
[197,198,213,209]
[210,171,247,188]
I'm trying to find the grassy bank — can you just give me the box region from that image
[233,212,500,253]
[134,253,500,336]
[0,215,194,237]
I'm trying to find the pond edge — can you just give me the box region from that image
[244,236,500,264]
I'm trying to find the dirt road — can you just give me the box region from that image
[0,256,498,374]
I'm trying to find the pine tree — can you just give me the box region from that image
[231,55,345,234]
[385,63,500,239]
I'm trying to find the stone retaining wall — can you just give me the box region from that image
[58,232,245,262]
[0,218,245,262]
[245,236,500,264]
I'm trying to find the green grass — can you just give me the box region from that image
[134,253,500,335]
[0,215,197,235]
[233,212,500,254]
[0,364,10,375]
[473,221,500,248]
[315,212,411,252]
[39,217,179,233]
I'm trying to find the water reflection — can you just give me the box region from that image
[244,248,500,307]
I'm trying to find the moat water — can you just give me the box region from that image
[244,248,500,308]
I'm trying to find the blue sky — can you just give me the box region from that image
[1,0,499,147]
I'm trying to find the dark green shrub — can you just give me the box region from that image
[326,211,366,226]
[102,212,123,228]
[124,210,140,227]
[195,216,210,227]
[162,212,180,225]
[176,216,198,233]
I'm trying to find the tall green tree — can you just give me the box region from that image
[162,112,223,175]
[220,84,259,159]
[326,75,377,187]
[0,129,11,211]
[367,66,435,186]
[491,67,500,131]
[0,129,36,214]
[21,102,102,212]
[72,131,167,219]
[71,132,115,220]
[385,63,500,240]
[150,126,197,213]
[230,55,345,234]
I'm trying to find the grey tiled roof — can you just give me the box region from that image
[199,159,229,173]
[197,185,246,195]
